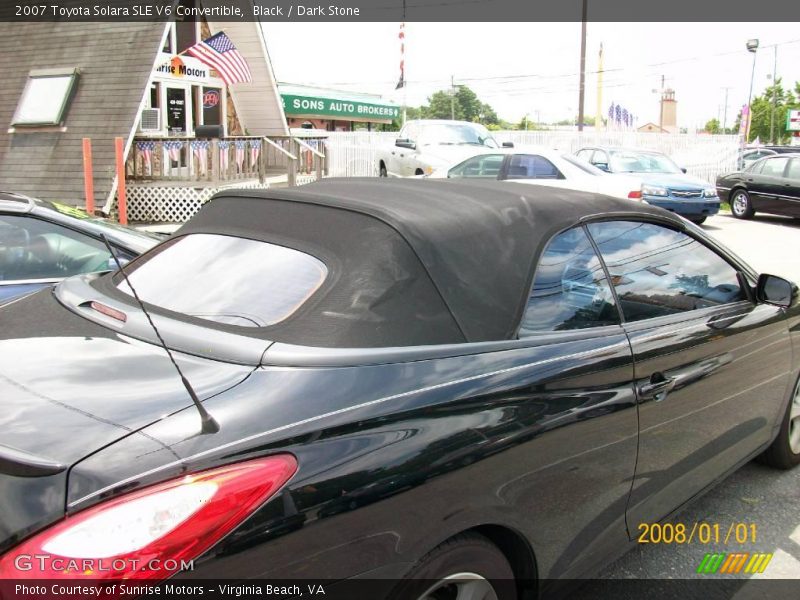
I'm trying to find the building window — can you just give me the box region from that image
[12,69,78,127]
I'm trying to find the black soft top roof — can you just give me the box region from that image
[178,178,680,346]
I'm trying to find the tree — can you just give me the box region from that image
[426,90,461,120]
[735,78,799,143]
[704,118,721,134]
[455,86,482,122]
[383,85,503,129]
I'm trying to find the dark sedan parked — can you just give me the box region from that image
[1,180,798,599]
[716,153,800,220]
[0,191,159,304]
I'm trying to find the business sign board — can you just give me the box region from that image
[787,109,800,132]
[281,94,400,121]
[153,53,217,85]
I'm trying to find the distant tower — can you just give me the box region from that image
[596,43,604,131]
[661,89,677,133]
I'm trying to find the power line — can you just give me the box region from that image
[305,37,800,89]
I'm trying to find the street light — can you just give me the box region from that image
[744,39,759,144]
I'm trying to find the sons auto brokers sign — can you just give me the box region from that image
[281,94,400,121]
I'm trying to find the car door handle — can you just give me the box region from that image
[639,374,676,401]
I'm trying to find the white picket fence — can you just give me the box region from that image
[323,130,742,185]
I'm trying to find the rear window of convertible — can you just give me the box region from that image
[116,233,327,327]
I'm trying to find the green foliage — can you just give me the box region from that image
[387,85,502,127]
[704,118,721,134]
[732,78,799,143]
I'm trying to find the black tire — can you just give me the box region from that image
[379,163,388,177]
[391,533,517,600]
[689,216,707,225]
[759,375,800,469]
[730,189,755,219]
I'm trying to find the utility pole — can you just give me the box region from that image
[769,45,778,144]
[745,39,759,145]
[659,74,665,131]
[577,0,587,131]
[450,75,456,120]
[721,86,731,133]
[596,43,604,131]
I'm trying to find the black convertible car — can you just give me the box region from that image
[716,153,800,219]
[0,179,798,599]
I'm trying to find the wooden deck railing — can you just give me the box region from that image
[126,135,328,186]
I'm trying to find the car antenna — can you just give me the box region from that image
[99,234,220,434]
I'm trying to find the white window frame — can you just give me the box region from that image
[11,68,79,127]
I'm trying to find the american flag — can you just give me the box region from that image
[218,141,230,172]
[395,22,405,90]
[164,141,182,163]
[235,140,247,169]
[137,141,155,174]
[191,140,209,175]
[186,32,252,86]
[249,140,261,167]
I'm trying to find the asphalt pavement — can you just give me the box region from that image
[590,211,800,584]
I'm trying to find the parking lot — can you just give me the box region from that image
[591,212,800,583]
[703,213,800,284]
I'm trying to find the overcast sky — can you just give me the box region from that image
[260,22,800,129]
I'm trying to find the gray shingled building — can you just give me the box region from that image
[0,20,288,215]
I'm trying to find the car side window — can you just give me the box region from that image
[785,159,800,180]
[587,221,744,322]
[590,150,610,171]
[747,160,765,174]
[0,214,114,281]
[506,154,562,179]
[519,227,620,334]
[448,154,504,178]
[761,157,789,177]
[576,149,591,161]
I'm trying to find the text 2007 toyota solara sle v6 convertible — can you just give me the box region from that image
[0,179,798,599]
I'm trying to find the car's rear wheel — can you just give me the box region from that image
[760,375,800,469]
[689,216,707,225]
[731,189,755,219]
[391,533,517,600]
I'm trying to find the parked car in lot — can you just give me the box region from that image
[0,191,159,305]
[376,119,511,177]
[738,147,777,170]
[1,180,798,598]
[716,153,800,220]
[428,146,643,200]
[575,146,720,224]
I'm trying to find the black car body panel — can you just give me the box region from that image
[716,153,800,217]
[1,180,798,592]
[68,328,639,583]
[0,289,256,552]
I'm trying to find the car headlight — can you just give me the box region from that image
[703,188,718,198]
[641,185,668,197]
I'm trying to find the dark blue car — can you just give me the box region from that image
[0,191,159,305]
[576,146,721,224]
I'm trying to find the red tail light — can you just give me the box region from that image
[0,455,297,580]
[627,191,643,200]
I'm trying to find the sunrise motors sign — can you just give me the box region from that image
[153,53,217,84]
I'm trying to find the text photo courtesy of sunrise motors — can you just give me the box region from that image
[0,2,800,600]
